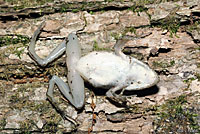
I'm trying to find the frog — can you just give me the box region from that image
[28,21,159,125]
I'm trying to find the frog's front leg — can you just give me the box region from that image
[106,86,126,105]
[47,33,85,125]
[106,84,128,104]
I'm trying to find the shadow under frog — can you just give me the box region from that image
[28,21,159,125]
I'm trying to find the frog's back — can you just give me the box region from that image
[76,51,128,88]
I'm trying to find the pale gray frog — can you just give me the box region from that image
[28,21,159,125]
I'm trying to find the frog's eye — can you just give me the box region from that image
[68,33,77,41]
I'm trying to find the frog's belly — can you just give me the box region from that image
[76,51,128,88]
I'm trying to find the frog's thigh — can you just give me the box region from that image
[47,75,83,109]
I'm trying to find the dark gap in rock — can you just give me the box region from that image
[17,15,28,20]
[149,48,171,58]
[192,12,200,17]
[189,5,197,9]
[179,20,191,26]
[151,19,191,28]
[88,5,130,13]
[0,76,9,81]
[29,12,44,18]
[193,39,200,43]
[0,15,18,22]
[0,2,132,21]
[149,52,159,57]
[186,31,200,43]
[158,48,171,53]
[156,70,171,75]
[0,12,45,21]
[123,85,159,97]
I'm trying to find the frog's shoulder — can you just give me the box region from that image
[79,51,123,63]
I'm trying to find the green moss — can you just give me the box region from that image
[183,72,200,83]
[104,0,115,2]
[160,18,180,37]
[93,40,111,51]
[72,8,79,13]
[110,32,121,40]
[9,92,21,103]
[0,35,30,47]
[19,119,35,133]
[183,77,196,83]
[153,95,200,133]
[0,117,6,129]
[89,11,94,15]
[154,8,181,38]
[153,60,175,68]
[13,46,25,59]
[187,20,200,32]
[128,5,148,14]
[123,27,137,36]
[5,0,54,8]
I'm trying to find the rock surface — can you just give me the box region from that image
[0,0,200,133]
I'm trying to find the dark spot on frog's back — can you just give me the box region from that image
[137,81,141,84]
[131,81,133,84]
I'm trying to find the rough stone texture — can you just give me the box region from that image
[0,0,200,133]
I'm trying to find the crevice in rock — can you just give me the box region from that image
[158,48,172,53]
[123,85,159,97]
[156,70,178,76]
[0,1,135,21]
[0,61,66,81]
[106,113,142,123]
[86,5,130,13]
[186,31,200,43]
[192,12,200,17]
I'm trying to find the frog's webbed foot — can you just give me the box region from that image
[46,95,79,126]
[47,75,84,126]
[106,87,127,105]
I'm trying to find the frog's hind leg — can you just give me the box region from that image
[47,33,85,126]
[47,75,80,126]
[28,21,67,67]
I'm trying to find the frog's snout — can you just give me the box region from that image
[65,37,69,44]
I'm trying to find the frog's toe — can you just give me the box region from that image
[106,90,114,98]
[61,112,79,126]
[107,94,127,105]
[114,95,127,103]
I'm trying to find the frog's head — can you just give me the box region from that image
[67,33,78,41]
[65,32,78,44]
